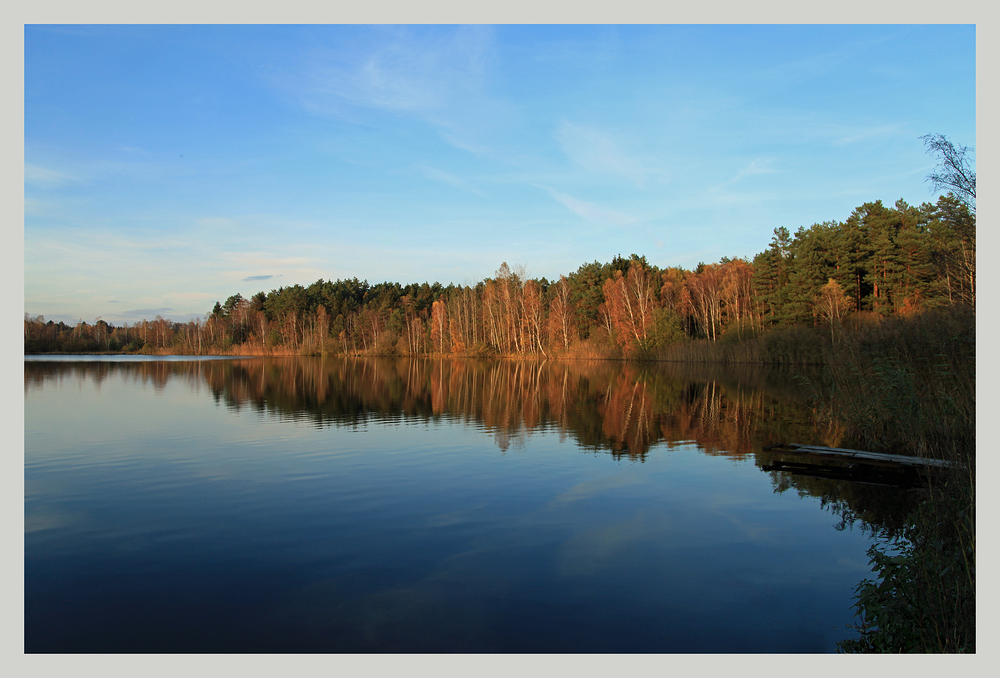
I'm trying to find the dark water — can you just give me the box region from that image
[24,356,914,653]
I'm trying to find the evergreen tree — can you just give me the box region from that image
[752,227,792,324]
[927,194,975,306]
[783,222,839,324]
[567,260,612,340]
[839,205,876,312]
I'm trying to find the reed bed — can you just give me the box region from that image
[819,305,975,653]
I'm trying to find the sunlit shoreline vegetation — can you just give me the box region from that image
[26,194,973,362]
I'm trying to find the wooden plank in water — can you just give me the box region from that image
[764,443,957,469]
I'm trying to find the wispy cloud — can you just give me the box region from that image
[226,251,315,269]
[24,197,48,216]
[243,274,276,282]
[832,124,902,146]
[436,129,497,159]
[550,472,643,506]
[706,191,774,206]
[278,26,494,116]
[715,158,779,189]
[418,166,486,196]
[755,50,847,90]
[733,158,778,180]
[24,163,84,188]
[269,26,513,162]
[555,122,657,187]
[26,155,197,198]
[556,513,662,577]
[542,187,638,228]
[195,217,242,230]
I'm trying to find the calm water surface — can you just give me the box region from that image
[24,356,911,653]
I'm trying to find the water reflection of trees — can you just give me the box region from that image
[23,359,209,393]
[25,358,913,532]
[26,358,834,460]
[763,461,919,539]
[195,358,839,461]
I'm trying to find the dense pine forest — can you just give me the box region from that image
[24,193,974,361]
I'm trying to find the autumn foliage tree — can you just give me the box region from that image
[520,279,546,356]
[686,264,724,341]
[546,276,576,351]
[431,299,448,353]
[815,278,851,341]
[602,260,656,353]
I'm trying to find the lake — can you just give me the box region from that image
[24,356,911,653]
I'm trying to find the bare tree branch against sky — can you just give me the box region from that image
[921,133,976,212]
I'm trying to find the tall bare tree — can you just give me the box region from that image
[922,133,975,212]
[431,299,448,353]
[520,279,546,356]
[546,276,575,351]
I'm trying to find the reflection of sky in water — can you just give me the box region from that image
[25,360,876,653]
[549,468,646,506]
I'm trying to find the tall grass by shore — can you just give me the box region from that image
[649,324,828,365]
[817,307,975,459]
[816,306,975,653]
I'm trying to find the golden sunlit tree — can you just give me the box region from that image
[602,261,656,353]
[720,258,758,336]
[431,299,448,353]
[520,279,546,356]
[687,265,724,340]
[546,276,576,351]
[815,278,851,341]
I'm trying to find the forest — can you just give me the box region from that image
[24,193,975,362]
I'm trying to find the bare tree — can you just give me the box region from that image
[546,276,575,350]
[921,133,975,212]
[815,278,850,342]
[431,299,448,353]
[687,265,724,341]
[520,279,546,356]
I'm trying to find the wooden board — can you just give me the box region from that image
[763,443,958,469]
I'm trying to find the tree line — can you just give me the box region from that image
[24,192,974,358]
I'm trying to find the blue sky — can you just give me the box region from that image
[24,24,976,326]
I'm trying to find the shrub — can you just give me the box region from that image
[839,466,975,653]
[464,342,497,359]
